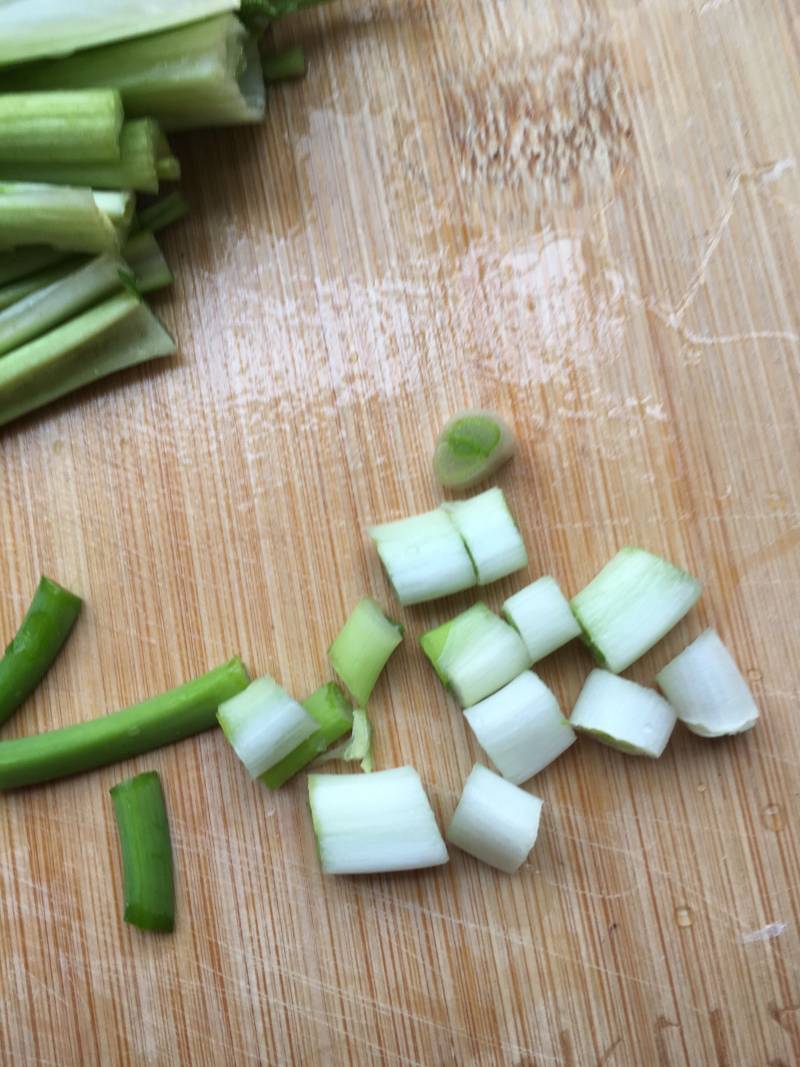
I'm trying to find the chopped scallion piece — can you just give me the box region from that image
[368,507,475,606]
[463,670,574,784]
[444,487,527,585]
[569,670,677,757]
[0,89,123,163]
[420,602,531,707]
[570,547,702,673]
[262,46,307,83]
[308,766,448,875]
[0,258,80,312]
[110,771,175,933]
[123,231,173,294]
[260,682,353,790]
[328,597,403,707]
[0,181,121,254]
[502,576,581,663]
[217,676,318,778]
[446,764,543,873]
[656,629,759,737]
[434,409,515,490]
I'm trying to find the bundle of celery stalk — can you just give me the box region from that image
[0,0,313,428]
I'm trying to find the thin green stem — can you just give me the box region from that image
[135,191,189,234]
[110,771,175,932]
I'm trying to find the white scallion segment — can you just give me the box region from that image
[464,670,574,784]
[420,602,532,707]
[446,764,543,873]
[368,507,475,606]
[656,629,759,737]
[570,547,702,673]
[502,576,581,663]
[444,487,527,586]
[570,670,677,758]
[328,597,403,707]
[217,677,318,779]
[308,766,448,875]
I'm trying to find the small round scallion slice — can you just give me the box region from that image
[434,409,515,490]
[569,670,676,758]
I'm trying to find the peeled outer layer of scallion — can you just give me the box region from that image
[260,683,353,790]
[434,409,516,490]
[446,764,543,874]
[0,90,124,164]
[316,707,373,773]
[328,597,403,707]
[502,576,582,663]
[569,670,677,758]
[218,676,319,779]
[420,602,531,707]
[368,507,476,606]
[110,770,175,933]
[570,547,702,674]
[463,670,574,784]
[308,766,448,875]
[444,487,527,586]
[0,182,121,254]
[656,629,759,737]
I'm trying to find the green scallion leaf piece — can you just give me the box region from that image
[434,409,515,490]
[570,547,702,673]
[420,602,531,707]
[0,258,81,312]
[328,597,403,707]
[0,576,81,728]
[569,670,677,757]
[0,181,122,254]
[444,487,527,585]
[0,657,250,790]
[110,770,175,933]
[0,89,123,163]
[260,682,353,790]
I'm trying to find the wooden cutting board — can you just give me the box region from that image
[2,1,798,1063]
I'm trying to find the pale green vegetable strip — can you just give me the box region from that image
[123,231,173,294]
[135,191,189,234]
[569,670,677,757]
[0,291,175,428]
[328,597,403,707]
[0,89,123,163]
[0,259,80,312]
[0,182,121,254]
[0,247,68,286]
[434,409,515,490]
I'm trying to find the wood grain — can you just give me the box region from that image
[1,1,798,1063]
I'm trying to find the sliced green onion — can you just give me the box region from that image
[0,0,238,68]
[0,253,125,357]
[502,576,581,663]
[420,602,531,707]
[463,670,574,784]
[0,90,123,163]
[0,181,121,254]
[0,258,80,312]
[0,576,81,727]
[262,46,307,83]
[570,547,702,673]
[656,629,759,737]
[328,597,403,707]
[134,190,189,234]
[0,290,175,429]
[4,16,266,132]
[569,669,676,757]
[110,771,175,933]
[444,487,527,585]
[308,766,448,875]
[446,764,543,873]
[123,231,173,294]
[260,682,353,790]
[0,246,68,286]
[217,676,318,778]
[368,507,475,606]
[0,657,250,790]
[434,409,515,490]
[316,707,373,773]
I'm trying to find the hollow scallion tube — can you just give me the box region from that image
[260,683,353,790]
[368,507,476,606]
[569,670,676,757]
[0,657,250,789]
[656,629,759,737]
[502,576,581,663]
[444,487,527,585]
[434,409,515,490]
[0,576,81,727]
[0,182,121,254]
[570,547,702,673]
[122,231,173,294]
[328,597,403,707]
[308,766,448,875]
[110,771,175,933]
[446,764,543,873]
[0,90,123,163]
[218,676,318,779]
[420,602,531,707]
[463,671,574,784]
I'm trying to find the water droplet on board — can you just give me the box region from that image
[697,783,707,794]
[674,907,693,928]
[747,668,762,682]
[762,804,784,832]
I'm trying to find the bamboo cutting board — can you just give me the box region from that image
[1,0,799,1063]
